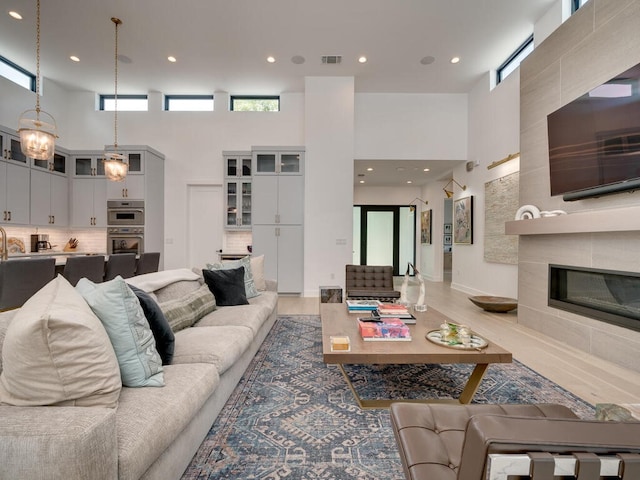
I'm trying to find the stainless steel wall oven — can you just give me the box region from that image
[107,227,144,255]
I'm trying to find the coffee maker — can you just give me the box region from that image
[30,234,52,253]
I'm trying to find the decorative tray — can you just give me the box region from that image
[425,330,488,350]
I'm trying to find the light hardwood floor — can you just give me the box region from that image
[278,279,640,407]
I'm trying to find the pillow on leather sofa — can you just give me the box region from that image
[0,275,122,407]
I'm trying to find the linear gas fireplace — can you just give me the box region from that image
[549,265,640,332]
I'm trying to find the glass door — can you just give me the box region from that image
[354,205,416,275]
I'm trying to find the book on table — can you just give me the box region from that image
[346,299,381,311]
[358,318,412,341]
[376,303,410,315]
[371,309,416,324]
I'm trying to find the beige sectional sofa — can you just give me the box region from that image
[0,267,278,480]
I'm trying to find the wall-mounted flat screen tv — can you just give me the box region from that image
[547,62,640,201]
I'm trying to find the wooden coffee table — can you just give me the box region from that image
[321,303,512,409]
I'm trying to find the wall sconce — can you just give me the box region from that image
[408,198,428,212]
[443,179,466,198]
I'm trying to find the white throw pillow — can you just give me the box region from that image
[0,276,122,407]
[76,276,164,387]
[250,255,266,291]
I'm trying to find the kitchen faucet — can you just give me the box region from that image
[0,226,7,262]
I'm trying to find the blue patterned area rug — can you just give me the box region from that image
[182,315,594,480]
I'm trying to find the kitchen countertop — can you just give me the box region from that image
[6,251,109,266]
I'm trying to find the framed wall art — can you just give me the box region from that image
[454,196,473,244]
[420,209,432,244]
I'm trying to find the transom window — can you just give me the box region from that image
[496,34,534,84]
[165,95,214,111]
[572,0,591,13]
[0,55,35,91]
[99,95,148,111]
[230,95,280,112]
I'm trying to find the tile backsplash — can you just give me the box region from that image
[224,231,252,254]
[0,226,107,254]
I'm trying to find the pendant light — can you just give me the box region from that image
[18,0,57,161]
[103,17,128,182]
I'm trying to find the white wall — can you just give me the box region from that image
[355,93,468,160]
[304,77,355,296]
[451,68,521,298]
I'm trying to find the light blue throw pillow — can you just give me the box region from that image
[207,255,260,299]
[76,276,164,387]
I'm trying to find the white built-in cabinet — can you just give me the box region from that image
[71,153,107,227]
[223,152,252,230]
[104,150,145,199]
[251,147,304,293]
[30,148,69,227]
[0,129,30,224]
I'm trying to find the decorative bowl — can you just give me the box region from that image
[469,296,518,313]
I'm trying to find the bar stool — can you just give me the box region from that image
[104,253,137,281]
[0,258,56,310]
[135,252,160,275]
[62,255,105,286]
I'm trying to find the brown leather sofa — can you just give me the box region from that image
[390,403,640,480]
[345,264,400,302]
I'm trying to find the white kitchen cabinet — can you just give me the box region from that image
[105,151,145,199]
[223,151,253,230]
[0,160,30,224]
[30,168,69,226]
[71,177,107,227]
[251,147,304,293]
[0,129,29,167]
[252,225,303,293]
[73,154,105,177]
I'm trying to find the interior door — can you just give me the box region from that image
[188,184,223,269]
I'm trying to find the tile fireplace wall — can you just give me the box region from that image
[517,0,640,373]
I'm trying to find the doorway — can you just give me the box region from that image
[353,205,415,275]
[187,184,223,268]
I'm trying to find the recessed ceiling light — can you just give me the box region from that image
[358,56,367,64]
[291,55,305,64]
[367,167,373,171]
[450,56,460,64]
[420,56,435,65]
[70,55,80,62]
[267,56,276,63]
[167,56,177,63]
[423,168,430,172]
[359,180,365,184]
[9,11,22,20]
[407,180,413,184]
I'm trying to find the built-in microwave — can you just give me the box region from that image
[107,200,145,225]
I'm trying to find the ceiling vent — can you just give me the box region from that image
[321,55,342,65]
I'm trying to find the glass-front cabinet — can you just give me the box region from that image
[226,180,252,229]
[73,154,106,177]
[32,151,67,174]
[223,151,252,230]
[0,129,28,166]
[253,150,303,175]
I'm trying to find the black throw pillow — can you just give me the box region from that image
[128,284,175,365]
[202,266,249,306]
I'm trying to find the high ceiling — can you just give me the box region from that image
[0,0,556,187]
[1,0,555,95]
